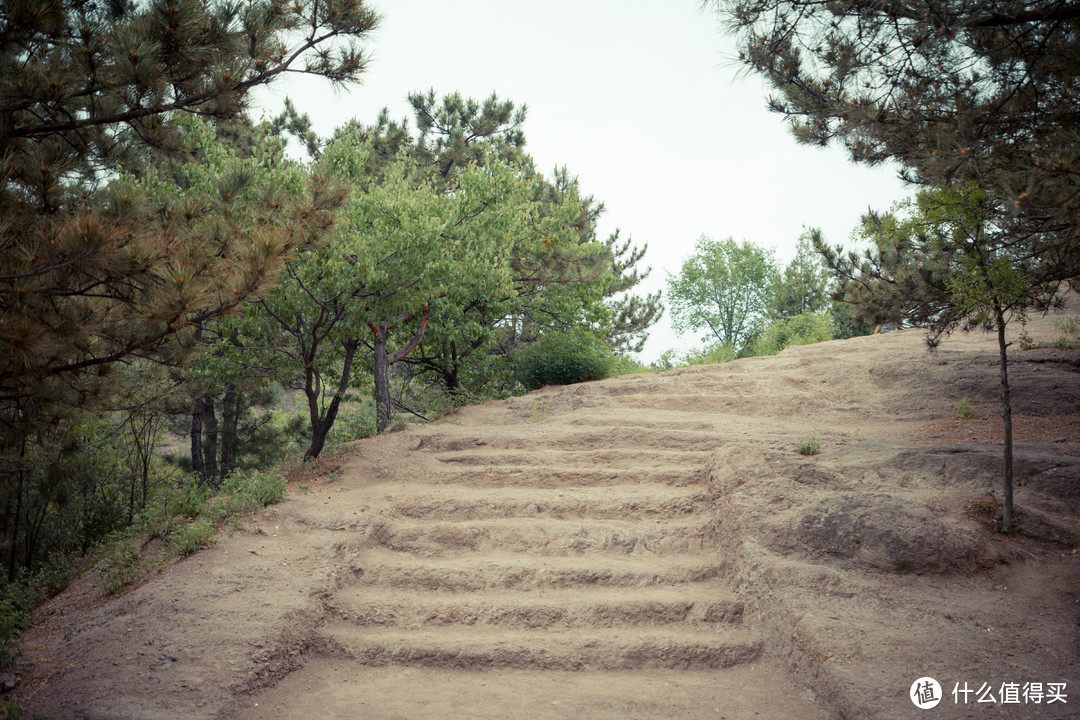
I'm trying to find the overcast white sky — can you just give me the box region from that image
[255,0,910,362]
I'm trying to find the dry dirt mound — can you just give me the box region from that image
[12,301,1080,720]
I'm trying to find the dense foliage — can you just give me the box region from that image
[0,17,661,615]
[0,0,382,592]
[1,0,379,418]
[515,333,616,390]
[663,230,843,365]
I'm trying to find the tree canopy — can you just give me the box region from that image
[1,0,380,426]
[329,92,660,409]
[667,235,778,351]
[769,228,831,320]
[821,182,1058,526]
[711,0,1080,287]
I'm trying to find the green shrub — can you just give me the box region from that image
[0,592,31,672]
[1055,316,1080,334]
[326,403,376,446]
[96,533,155,595]
[682,343,738,366]
[515,333,615,390]
[99,469,287,594]
[751,312,833,357]
[221,468,287,511]
[1051,316,1080,349]
[202,469,287,524]
[648,349,679,372]
[134,482,209,540]
[610,354,647,377]
[168,518,215,556]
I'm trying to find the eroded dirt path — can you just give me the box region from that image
[232,394,828,719]
[15,302,1080,720]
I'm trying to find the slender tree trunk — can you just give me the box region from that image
[220,385,241,478]
[305,395,342,461]
[203,395,219,484]
[129,414,155,518]
[444,342,460,391]
[8,438,25,582]
[140,417,154,509]
[190,398,205,482]
[371,306,431,435]
[995,305,1015,529]
[25,500,49,574]
[304,338,360,460]
[372,325,392,434]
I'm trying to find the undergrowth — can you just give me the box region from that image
[95,469,287,596]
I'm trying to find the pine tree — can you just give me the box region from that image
[769,228,831,321]
[820,183,1059,527]
[711,0,1080,285]
[0,0,380,425]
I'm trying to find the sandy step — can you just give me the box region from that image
[371,516,719,557]
[319,623,763,671]
[330,584,744,629]
[415,427,721,454]
[539,429,722,452]
[430,465,708,488]
[232,661,833,720]
[377,483,714,521]
[350,550,726,592]
[431,449,712,470]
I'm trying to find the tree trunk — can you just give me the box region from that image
[995,306,1015,529]
[190,398,205,482]
[7,439,25,582]
[220,385,241,478]
[372,325,392,434]
[305,396,342,461]
[303,338,360,460]
[25,500,49,574]
[202,395,219,485]
[371,306,431,435]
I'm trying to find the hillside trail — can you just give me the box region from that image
[14,298,1080,720]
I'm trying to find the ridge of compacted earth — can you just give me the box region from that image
[11,300,1080,720]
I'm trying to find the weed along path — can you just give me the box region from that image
[15,301,1080,719]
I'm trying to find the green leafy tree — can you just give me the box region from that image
[184,318,305,486]
[0,113,339,577]
[667,236,779,352]
[259,134,595,450]
[348,92,658,401]
[820,183,1059,528]
[710,0,1080,298]
[514,332,615,390]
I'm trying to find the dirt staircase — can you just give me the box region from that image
[234,392,830,718]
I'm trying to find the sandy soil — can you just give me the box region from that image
[10,298,1080,720]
